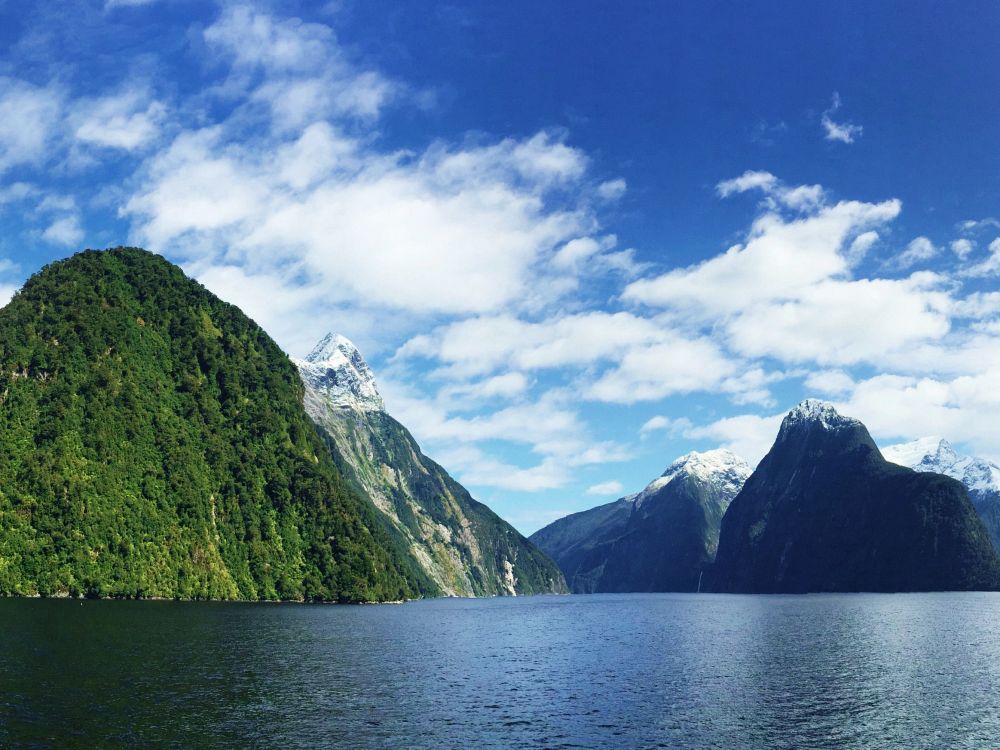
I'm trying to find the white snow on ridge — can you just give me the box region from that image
[629,449,752,507]
[294,332,385,412]
[782,399,861,431]
[883,437,1000,495]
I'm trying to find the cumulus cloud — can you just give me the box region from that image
[73,89,166,151]
[124,124,604,320]
[725,273,952,365]
[41,215,84,246]
[821,92,863,144]
[951,238,974,260]
[624,193,901,318]
[894,236,937,268]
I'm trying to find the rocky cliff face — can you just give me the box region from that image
[883,437,1000,553]
[531,450,751,593]
[295,334,567,597]
[707,400,1000,593]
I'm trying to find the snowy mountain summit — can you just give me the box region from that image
[294,333,385,412]
[883,437,1000,496]
[631,449,751,507]
[781,399,861,433]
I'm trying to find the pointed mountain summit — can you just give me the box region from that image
[706,400,1000,593]
[884,437,1000,552]
[531,449,751,592]
[0,248,432,601]
[296,333,384,411]
[295,333,567,597]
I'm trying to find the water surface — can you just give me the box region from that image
[2,593,998,748]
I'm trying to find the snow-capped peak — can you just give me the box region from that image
[781,399,860,433]
[883,437,1000,496]
[294,333,384,412]
[628,449,751,506]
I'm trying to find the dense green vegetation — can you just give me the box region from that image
[0,247,434,601]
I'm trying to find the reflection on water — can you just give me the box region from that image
[2,593,999,748]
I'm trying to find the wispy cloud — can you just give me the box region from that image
[821,92,863,144]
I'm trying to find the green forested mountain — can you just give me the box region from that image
[0,247,434,601]
[296,334,567,596]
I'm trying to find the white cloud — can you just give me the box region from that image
[958,218,1000,234]
[840,372,1000,461]
[895,236,937,268]
[41,215,84,247]
[847,230,879,264]
[586,480,624,496]
[596,178,626,201]
[716,170,778,197]
[0,182,38,205]
[0,78,62,173]
[624,196,901,316]
[821,92,863,144]
[961,237,1000,277]
[716,170,825,211]
[725,273,951,366]
[587,335,738,403]
[440,372,531,403]
[399,311,665,375]
[204,4,397,128]
[951,238,974,260]
[804,370,855,396]
[684,412,784,466]
[125,126,600,317]
[640,414,693,437]
[73,89,166,151]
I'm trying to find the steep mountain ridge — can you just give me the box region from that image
[707,400,1000,593]
[294,334,567,597]
[531,449,751,592]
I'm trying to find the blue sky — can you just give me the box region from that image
[2,1,1000,533]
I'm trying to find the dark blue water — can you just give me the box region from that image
[2,593,999,748]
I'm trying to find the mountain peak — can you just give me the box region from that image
[632,448,751,506]
[883,436,1000,495]
[305,332,359,364]
[781,399,860,433]
[295,333,384,412]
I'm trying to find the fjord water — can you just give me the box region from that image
[2,594,999,749]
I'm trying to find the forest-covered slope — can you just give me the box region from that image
[0,247,433,601]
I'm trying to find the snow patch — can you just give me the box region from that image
[883,437,1000,495]
[628,449,752,507]
[781,399,861,433]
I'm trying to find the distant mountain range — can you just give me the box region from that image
[530,450,749,593]
[295,334,567,597]
[536,400,1000,594]
[1,246,996,600]
[883,437,1000,553]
